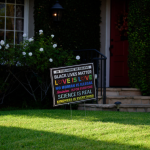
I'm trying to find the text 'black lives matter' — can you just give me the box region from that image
[50,63,96,106]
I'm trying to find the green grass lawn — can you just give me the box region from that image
[0,109,150,150]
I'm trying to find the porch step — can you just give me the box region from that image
[78,104,150,112]
[77,88,150,112]
[98,88,142,96]
[98,96,150,104]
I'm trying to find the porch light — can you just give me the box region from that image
[51,1,64,23]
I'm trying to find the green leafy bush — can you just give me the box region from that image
[0,30,77,108]
[0,31,76,72]
[128,0,150,95]
[34,0,101,50]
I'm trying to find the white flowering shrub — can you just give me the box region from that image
[39,29,43,35]
[0,32,77,72]
[0,31,77,107]
[76,55,80,60]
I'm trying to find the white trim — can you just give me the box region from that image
[0,0,28,44]
[4,2,6,41]
[105,0,111,87]
[24,0,29,38]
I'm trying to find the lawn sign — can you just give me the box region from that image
[50,63,96,106]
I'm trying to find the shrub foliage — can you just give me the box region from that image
[34,0,101,50]
[0,33,77,108]
[128,0,150,95]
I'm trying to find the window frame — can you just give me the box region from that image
[0,0,29,44]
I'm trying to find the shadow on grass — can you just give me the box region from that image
[0,109,150,126]
[0,125,149,150]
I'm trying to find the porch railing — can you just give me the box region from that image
[73,49,107,104]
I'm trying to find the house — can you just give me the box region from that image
[1,0,150,111]
[0,0,130,88]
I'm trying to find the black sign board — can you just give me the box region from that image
[50,63,96,107]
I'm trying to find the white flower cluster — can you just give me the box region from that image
[0,40,9,49]
[20,31,54,64]
[0,31,56,66]
[39,30,43,35]
[23,33,27,38]
[53,44,57,48]
[39,48,44,52]
[29,37,34,42]
[76,55,80,60]
[0,40,5,46]
[22,52,26,56]
[5,44,9,49]
[28,52,32,56]
[51,34,54,38]
[49,58,53,62]
[22,52,32,57]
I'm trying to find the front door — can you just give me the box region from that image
[110,0,129,87]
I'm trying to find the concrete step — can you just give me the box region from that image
[98,88,142,96]
[98,96,150,105]
[77,88,149,112]
[78,104,150,112]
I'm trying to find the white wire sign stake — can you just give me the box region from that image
[70,103,72,119]
[84,101,86,117]
[50,63,96,107]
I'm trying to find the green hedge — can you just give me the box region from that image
[34,0,101,50]
[128,0,150,95]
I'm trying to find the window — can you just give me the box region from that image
[0,0,27,44]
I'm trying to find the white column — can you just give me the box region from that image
[105,0,111,87]
[100,0,111,87]
[24,0,29,38]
